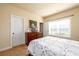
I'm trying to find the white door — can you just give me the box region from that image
[11,15,25,47]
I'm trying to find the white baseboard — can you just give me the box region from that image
[0,42,25,52]
[0,46,12,52]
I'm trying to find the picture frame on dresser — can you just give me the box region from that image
[29,20,37,32]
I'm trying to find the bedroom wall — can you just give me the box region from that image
[43,6,79,41]
[43,22,49,36]
[0,4,43,51]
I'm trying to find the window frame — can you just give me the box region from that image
[48,17,71,39]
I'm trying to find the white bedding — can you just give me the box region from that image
[28,36,79,56]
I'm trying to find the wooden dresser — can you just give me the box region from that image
[25,32,43,45]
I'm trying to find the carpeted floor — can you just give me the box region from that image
[0,44,29,56]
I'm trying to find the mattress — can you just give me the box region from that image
[28,36,79,56]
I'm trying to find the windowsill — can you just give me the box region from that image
[48,35,71,39]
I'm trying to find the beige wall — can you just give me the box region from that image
[0,4,43,51]
[44,6,79,41]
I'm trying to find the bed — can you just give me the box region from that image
[28,36,79,56]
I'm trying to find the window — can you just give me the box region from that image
[48,17,71,38]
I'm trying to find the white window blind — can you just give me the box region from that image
[48,17,71,38]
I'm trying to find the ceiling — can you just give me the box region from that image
[12,3,79,17]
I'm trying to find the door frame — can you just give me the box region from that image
[10,15,25,48]
[40,23,43,33]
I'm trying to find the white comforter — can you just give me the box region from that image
[28,36,79,56]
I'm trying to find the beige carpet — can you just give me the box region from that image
[0,44,29,56]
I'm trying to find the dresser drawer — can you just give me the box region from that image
[25,32,43,45]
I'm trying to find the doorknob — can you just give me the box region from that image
[12,32,15,35]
